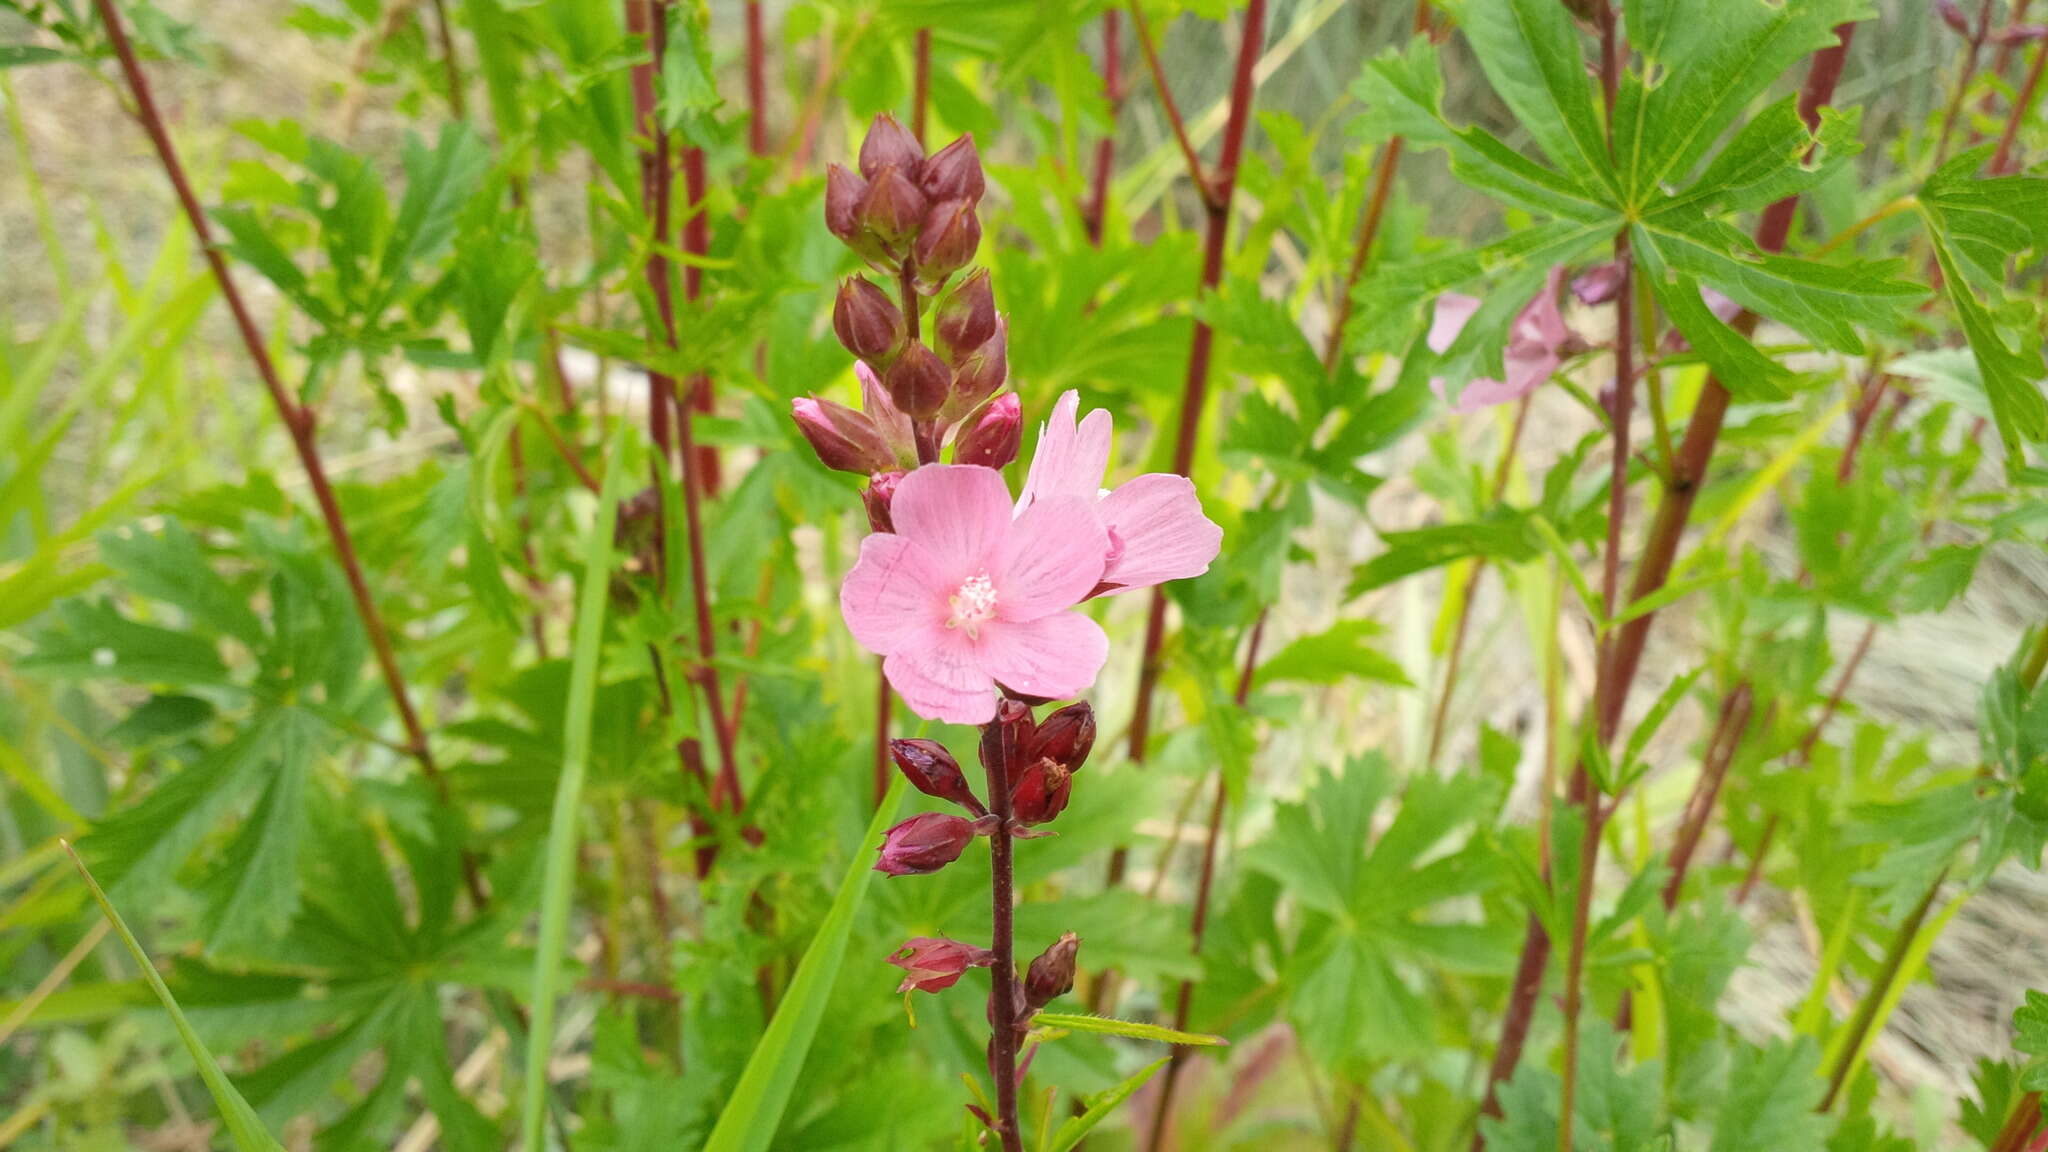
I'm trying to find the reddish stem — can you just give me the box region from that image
[745,1,769,155]
[1082,11,1123,246]
[980,717,1026,1152]
[91,0,486,907]
[1144,613,1266,1151]
[1127,0,1214,203]
[1661,684,1753,907]
[1125,0,1266,770]
[1992,1093,2046,1152]
[1992,39,2047,174]
[1474,26,1858,1146]
[426,0,465,118]
[1935,0,2000,163]
[1322,136,1405,369]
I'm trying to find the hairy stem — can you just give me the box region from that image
[92,0,485,907]
[982,718,1026,1152]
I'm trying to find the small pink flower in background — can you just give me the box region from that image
[1428,266,1576,414]
[888,937,996,993]
[841,464,1110,725]
[1015,391,1223,595]
[874,811,980,875]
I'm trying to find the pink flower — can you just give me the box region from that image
[1014,391,1223,595]
[841,464,1111,725]
[1428,266,1575,413]
[875,811,980,875]
[888,937,995,993]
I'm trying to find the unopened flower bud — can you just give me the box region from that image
[1997,21,2048,42]
[1024,932,1080,1010]
[859,112,925,182]
[791,397,895,474]
[825,164,869,243]
[941,318,1008,422]
[861,165,928,252]
[920,133,986,205]
[914,199,981,281]
[857,362,917,465]
[953,393,1021,469]
[834,277,908,364]
[875,812,979,876]
[864,470,902,534]
[1008,756,1073,826]
[1936,0,1970,34]
[888,937,994,993]
[1028,701,1096,772]
[884,342,951,420]
[891,738,987,814]
[934,269,997,363]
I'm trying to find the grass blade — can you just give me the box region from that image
[703,777,906,1152]
[519,432,630,1150]
[1048,1056,1170,1152]
[64,842,285,1152]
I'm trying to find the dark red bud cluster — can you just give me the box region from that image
[824,114,986,284]
[809,114,1015,479]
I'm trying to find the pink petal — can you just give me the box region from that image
[1095,473,1223,592]
[1018,390,1111,511]
[888,465,1013,582]
[976,612,1108,703]
[998,494,1108,619]
[1427,293,1482,354]
[885,623,998,725]
[840,532,948,655]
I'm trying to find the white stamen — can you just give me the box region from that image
[946,572,999,639]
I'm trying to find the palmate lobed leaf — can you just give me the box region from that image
[1613,0,1871,205]
[1917,149,2048,454]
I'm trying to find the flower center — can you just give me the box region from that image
[946,572,999,639]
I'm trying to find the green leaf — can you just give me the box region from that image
[1047,1058,1170,1152]
[1917,154,2048,454]
[374,126,490,312]
[81,716,282,902]
[25,597,229,685]
[521,430,629,1151]
[1462,0,1613,196]
[1031,1013,1228,1047]
[1254,620,1411,688]
[1616,0,1868,204]
[1347,511,1540,596]
[98,521,266,648]
[1635,209,1923,354]
[202,712,319,955]
[1709,1039,1828,1152]
[2015,989,2048,1091]
[702,779,907,1152]
[67,844,286,1152]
